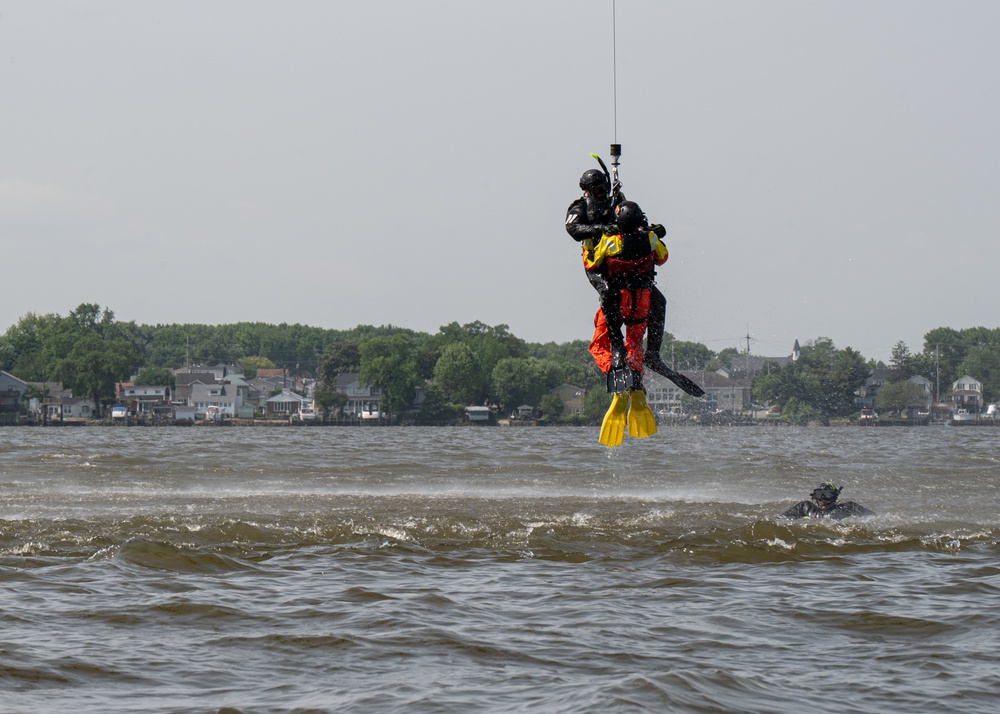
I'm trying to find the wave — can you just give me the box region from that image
[3,503,997,570]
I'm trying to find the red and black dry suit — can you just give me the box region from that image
[564,194,668,363]
[583,228,669,376]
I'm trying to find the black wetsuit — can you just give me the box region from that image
[782,501,874,521]
[564,194,667,359]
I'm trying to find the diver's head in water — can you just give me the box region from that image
[811,482,843,510]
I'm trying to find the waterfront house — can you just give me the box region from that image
[645,370,751,415]
[855,368,890,410]
[119,384,172,415]
[265,389,308,418]
[189,382,242,418]
[59,397,98,419]
[0,371,27,413]
[548,384,586,416]
[903,375,934,417]
[464,406,492,423]
[173,372,219,405]
[335,372,381,417]
[951,375,984,413]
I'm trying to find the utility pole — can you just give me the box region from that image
[743,327,752,374]
[935,344,940,403]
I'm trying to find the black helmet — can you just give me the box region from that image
[811,482,842,504]
[579,169,609,194]
[615,200,646,232]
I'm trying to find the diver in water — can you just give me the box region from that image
[782,482,874,521]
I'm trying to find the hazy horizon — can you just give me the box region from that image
[4,1,999,363]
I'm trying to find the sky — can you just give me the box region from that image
[2,1,998,364]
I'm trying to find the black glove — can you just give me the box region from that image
[650,224,666,238]
[602,224,619,235]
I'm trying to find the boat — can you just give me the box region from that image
[950,408,979,425]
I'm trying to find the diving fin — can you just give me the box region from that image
[599,392,629,448]
[605,346,633,394]
[627,389,657,439]
[643,354,705,398]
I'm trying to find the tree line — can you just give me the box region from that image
[2,303,998,423]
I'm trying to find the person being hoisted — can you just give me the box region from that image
[565,168,671,380]
[583,200,668,447]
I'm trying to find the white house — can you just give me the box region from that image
[189,382,241,418]
[121,385,171,414]
[951,375,984,412]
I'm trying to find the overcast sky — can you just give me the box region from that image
[2,1,998,363]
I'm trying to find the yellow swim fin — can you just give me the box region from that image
[599,392,629,448]
[627,389,657,439]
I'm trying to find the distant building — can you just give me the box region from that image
[645,370,751,414]
[547,384,586,416]
[0,371,28,413]
[335,373,381,417]
[951,375,984,413]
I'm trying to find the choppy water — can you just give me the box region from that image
[2,425,999,713]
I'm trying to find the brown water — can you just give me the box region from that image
[1,425,998,713]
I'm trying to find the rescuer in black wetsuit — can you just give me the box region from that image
[565,169,672,377]
[782,482,874,521]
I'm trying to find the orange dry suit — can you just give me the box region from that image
[584,228,668,375]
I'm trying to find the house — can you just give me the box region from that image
[951,375,984,413]
[221,374,255,418]
[720,355,793,379]
[119,384,172,415]
[62,398,96,419]
[336,372,381,417]
[855,368,890,410]
[514,404,535,420]
[903,375,933,417]
[248,376,286,406]
[547,384,586,416]
[189,382,242,418]
[174,405,197,423]
[255,368,293,389]
[173,372,219,405]
[464,406,492,423]
[645,370,751,414]
[266,389,308,417]
[175,363,237,381]
[0,370,27,413]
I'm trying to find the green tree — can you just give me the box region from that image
[358,335,420,419]
[134,366,175,387]
[433,342,486,405]
[239,356,276,378]
[0,336,14,371]
[2,311,64,380]
[752,338,867,421]
[583,385,612,421]
[313,386,347,420]
[490,357,549,413]
[823,347,870,415]
[538,392,564,420]
[876,380,926,413]
[57,333,136,417]
[414,384,463,424]
[426,321,526,402]
[888,341,916,381]
[957,346,1000,403]
[708,346,742,371]
[667,339,715,371]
